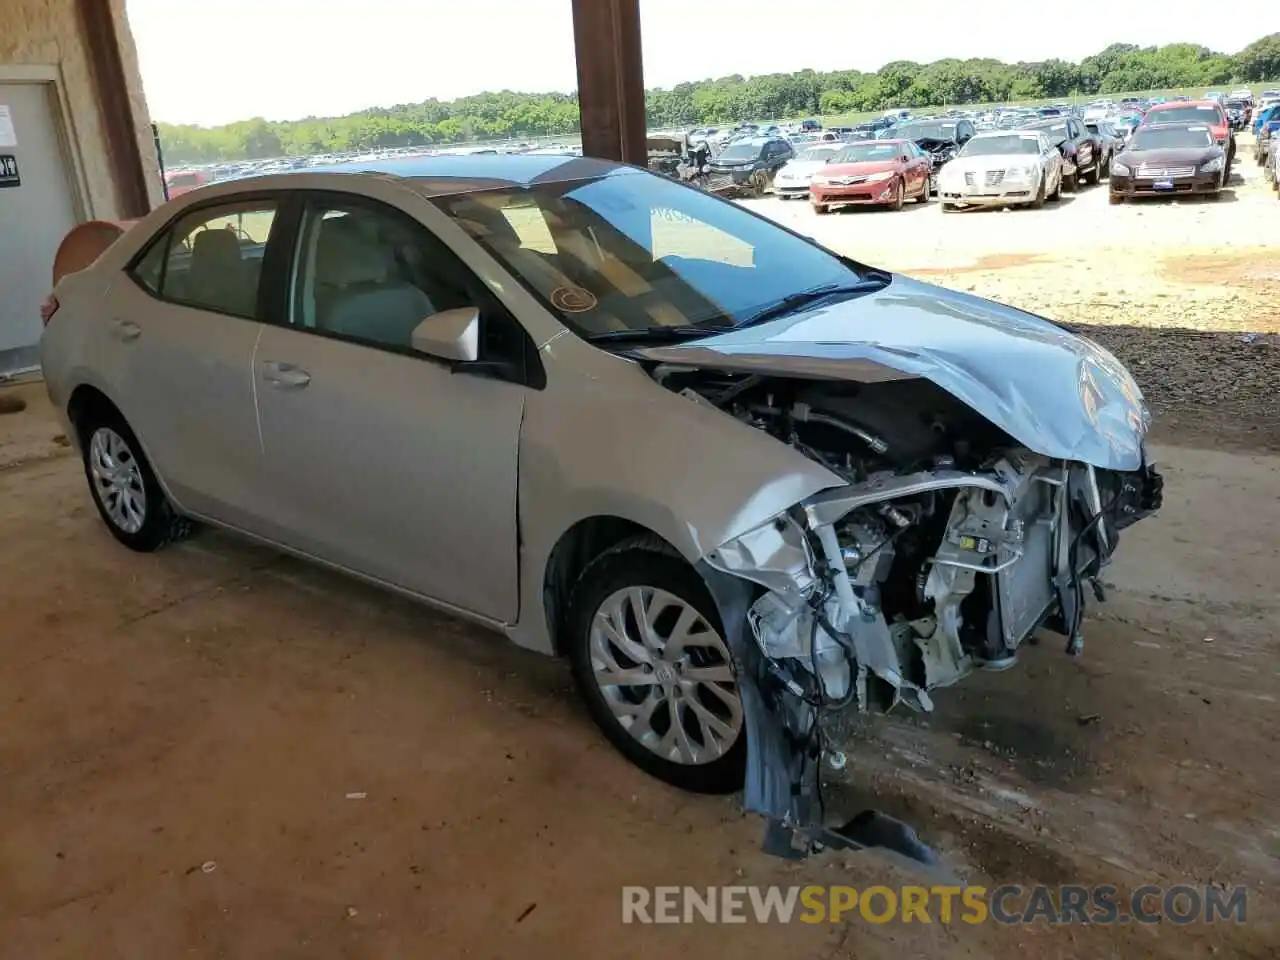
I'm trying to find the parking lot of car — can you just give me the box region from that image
[2,136,1279,959]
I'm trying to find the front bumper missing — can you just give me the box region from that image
[699,455,1163,860]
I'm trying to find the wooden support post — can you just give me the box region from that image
[571,0,647,164]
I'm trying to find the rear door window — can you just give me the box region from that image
[128,200,279,320]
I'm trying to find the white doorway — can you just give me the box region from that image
[0,80,81,377]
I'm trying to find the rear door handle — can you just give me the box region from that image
[110,319,141,342]
[260,361,311,389]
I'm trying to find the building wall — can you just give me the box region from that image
[0,0,162,220]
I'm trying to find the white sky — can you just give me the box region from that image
[124,0,1270,126]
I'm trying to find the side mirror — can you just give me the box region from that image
[411,306,480,363]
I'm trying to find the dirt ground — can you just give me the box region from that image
[2,142,1279,958]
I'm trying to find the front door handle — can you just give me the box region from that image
[110,319,141,342]
[261,361,311,389]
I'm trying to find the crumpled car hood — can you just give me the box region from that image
[631,275,1151,470]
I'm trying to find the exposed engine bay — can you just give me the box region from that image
[649,364,1163,857]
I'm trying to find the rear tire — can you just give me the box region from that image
[566,537,746,795]
[76,407,193,552]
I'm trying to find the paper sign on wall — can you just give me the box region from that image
[0,105,15,148]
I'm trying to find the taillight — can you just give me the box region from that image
[40,294,59,327]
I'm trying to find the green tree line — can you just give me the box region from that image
[158,34,1280,163]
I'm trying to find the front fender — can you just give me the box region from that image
[508,345,843,654]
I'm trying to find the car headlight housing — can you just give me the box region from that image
[1200,156,1224,173]
[1111,161,1130,176]
[865,171,894,182]
[1005,165,1035,180]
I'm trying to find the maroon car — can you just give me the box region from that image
[808,139,931,213]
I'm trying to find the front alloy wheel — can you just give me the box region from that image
[567,538,746,793]
[589,587,741,766]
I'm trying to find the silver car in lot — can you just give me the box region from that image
[40,154,1162,852]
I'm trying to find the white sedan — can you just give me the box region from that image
[936,131,1064,211]
[770,144,842,198]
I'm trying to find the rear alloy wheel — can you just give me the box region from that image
[567,538,745,793]
[888,179,905,211]
[79,411,192,552]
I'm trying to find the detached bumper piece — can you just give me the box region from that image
[700,562,940,866]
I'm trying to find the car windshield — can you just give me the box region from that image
[430,171,876,339]
[1130,126,1213,150]
[798,146,839,162]
[959,135,1041,156]
[897,122,957,141]
[834,143,901,162]
[1149,106,1221,124]
[717,142,761,160]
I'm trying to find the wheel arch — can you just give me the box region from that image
[541,515,685,656]
[66,383,124,447]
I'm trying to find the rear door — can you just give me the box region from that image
[249,191,528,620]
[107,196,283,526]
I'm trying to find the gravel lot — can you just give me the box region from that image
[1,141,1278,958]
[747,138,1280,453]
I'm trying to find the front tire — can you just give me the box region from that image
[812,202,830,215]
[1030,176,1046,208]
[1064,170,1079,192]
[566,537,746,794]
[77,409,192,552]
[888,179,905,211]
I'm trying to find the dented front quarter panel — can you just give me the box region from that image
[632,275,1152,471]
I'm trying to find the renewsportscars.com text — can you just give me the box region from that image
[621,884,1248,925]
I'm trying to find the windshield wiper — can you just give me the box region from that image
[586,324,736,344]
[741,279,889,328]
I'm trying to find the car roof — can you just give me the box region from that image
[971,129,1042,138]
[1148,100,1221,110]
[230,153,638,197]
[1138,120,1214,131]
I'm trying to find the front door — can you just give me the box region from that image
[0,82,79,375]
[252,193,525,621]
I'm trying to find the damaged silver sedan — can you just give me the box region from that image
[41,155,1161,856]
